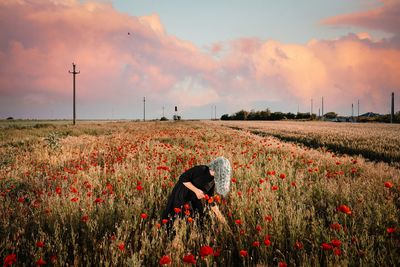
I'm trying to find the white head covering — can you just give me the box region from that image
[208,156,231,196]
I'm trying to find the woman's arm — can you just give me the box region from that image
[183,182,205,199]
[211,205,227,224]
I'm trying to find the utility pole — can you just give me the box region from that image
[322,96,324,117]
[215,105,217,120]
[357,99,360,118]
[391,92,394,123]
[162,106,165,117]
[351,103,354,118]
[143,97,146,122]
[68,63,80,125]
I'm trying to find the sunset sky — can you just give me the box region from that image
[0,0,399,119]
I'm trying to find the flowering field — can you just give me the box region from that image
[217,120,400,167]
[1,121,399,266]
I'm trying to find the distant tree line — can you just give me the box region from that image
[221,109,325,121]
[220,108,400,123]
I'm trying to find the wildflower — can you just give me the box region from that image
[387,227,396,234]
[321,243,332,250]
[333,248,342,256]
[294,240,304,250]
[330,223,341,231]
[187,217,193,223]
[231,178,237,183]
[279,173,286,179]
[140,213,148,219]
[182,254,196,264]
[174,207,181,214]
[331,239,341,247]
[184,203,190,210]
[3,254,17,266]
[337,205,352,215]
[118,242,125,251]
[35,257,46,266]
[384,182,393,188]
[81,215,89,222]
[136,185,143,191]
[200,246,213,257]
[279,262,287,267]
[71,197,79,202]
[235,219,242,225]
[55,187,62,195]
[256,225,262,232]
[213,248,221,257]
[70,186,78,193]
[239,250,248,257]
[291,182,296,187]
[94,198,104,204]
[252,241,260,247]
[265,215,272,222]
[18,197,25,203]
[264,238,271,247]
[162,219,168,224]
[159,255,171,265]
[271,185,278,191]
[36,241,44,248]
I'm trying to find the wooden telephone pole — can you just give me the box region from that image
[69,63,80,125]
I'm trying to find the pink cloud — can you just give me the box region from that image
[322,0,400,36]
[0,0,399,118]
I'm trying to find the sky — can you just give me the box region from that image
[0,0,399,120]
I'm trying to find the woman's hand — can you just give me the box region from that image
[194,189,205,199]
[211,205,227,224]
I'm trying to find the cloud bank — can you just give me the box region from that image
[0,0,399,119]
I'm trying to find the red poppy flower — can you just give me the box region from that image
[333,248,342,256]
[94,198,104,204]
[330,223,341,231]
[294,240,303,250]
[279,173,286,179]
[35,257,46,266]
[162,219,168,224]
[140,213,148,219]
[330,239,341,247]
[252,241,260,247]
[387,227,396,234]
[81,215,89,222]
[200,246,213,257]
[384,182,393,188]
[118,242,125,251]
[337,205,352,215]
[71,197,79,202]
[279,262,287,267]
[265,215,272,222]
[18,197,25,203]
[3,254,17,266]
[264,238,271,246]
[174,207,182,214]
[187,217,193,223]
[136,185,143,191]
[36,241,44,248]
[271,185,279,191]
[321,243,332,250]
[235,219,242,225]
[182,254,196,264]
[239,250,248,257]
[159,255,171,265]
[213,248,221,257]
[184,204,190,210]
[55,187,62,195]
[256,225,262,232]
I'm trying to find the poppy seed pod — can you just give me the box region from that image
[208,156,231,196]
